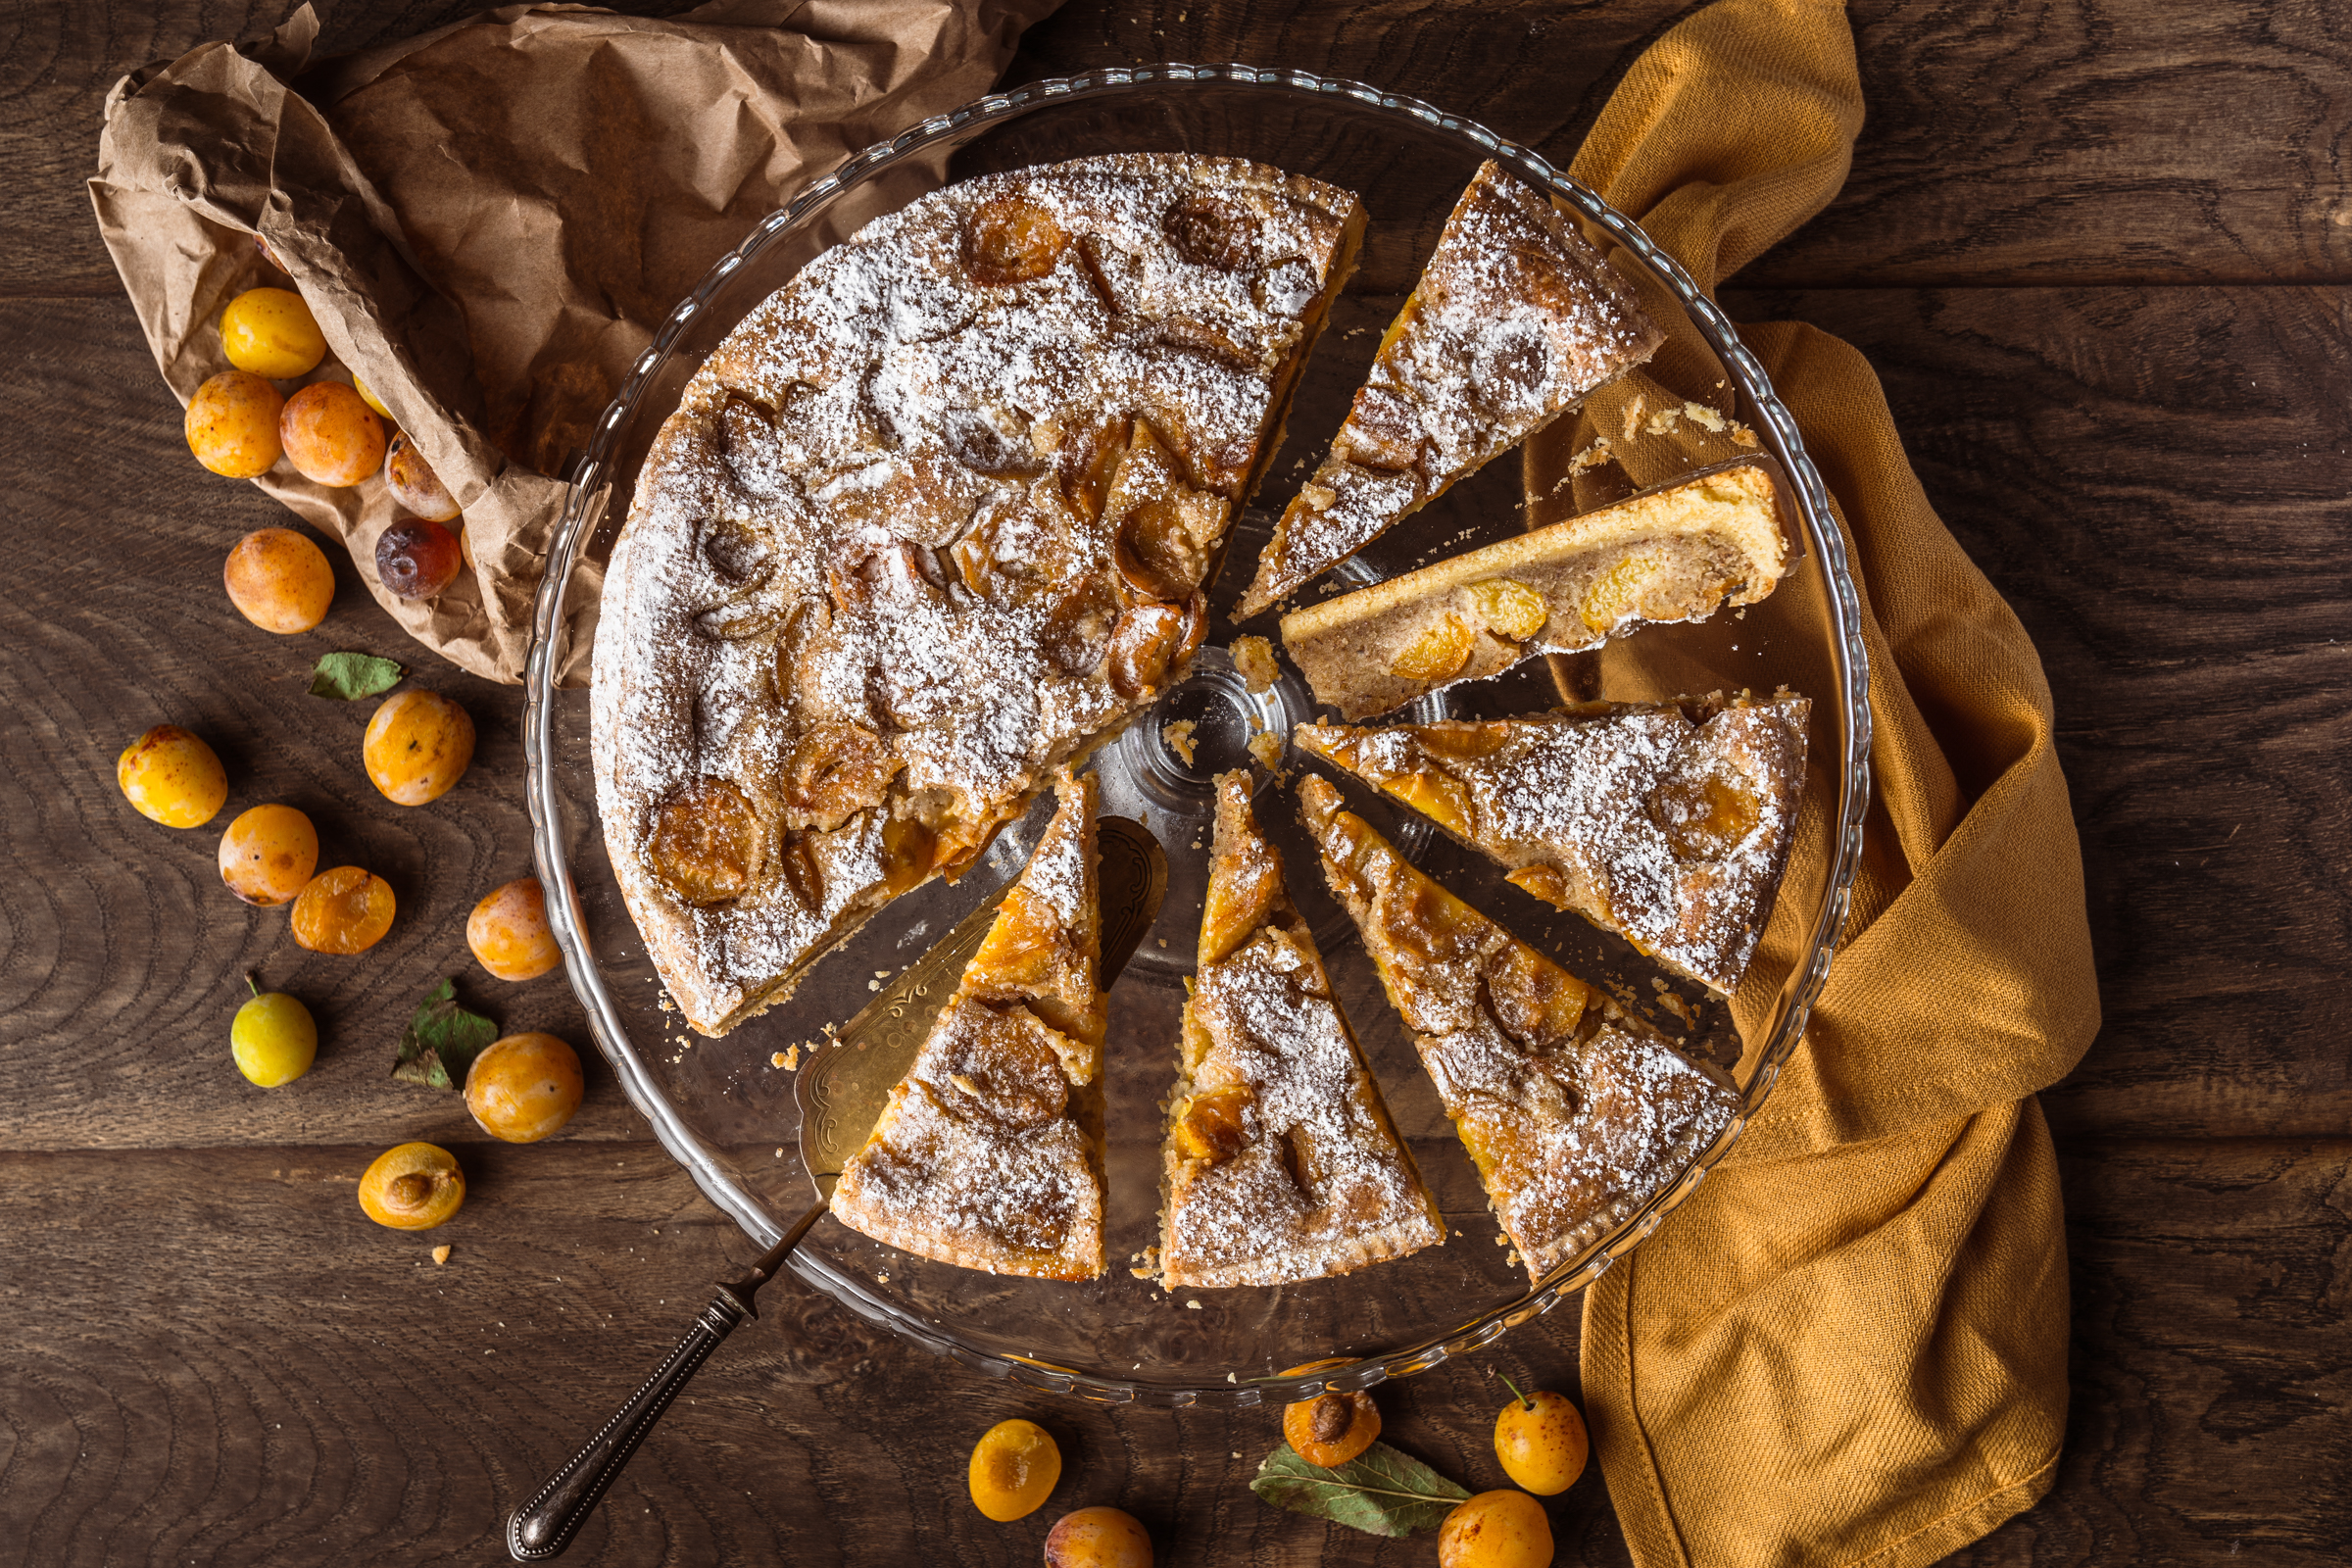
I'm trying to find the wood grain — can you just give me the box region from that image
[1725,283,2352,1141]
[4,0,2349,1563]
[6,1137,2341,1563]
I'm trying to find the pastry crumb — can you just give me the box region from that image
[431,1245,452,1265]
[1247,728,1288,777]
[1162,718,1199,766]
[1185,1298,1202,1310]
[1229,635,1279,693]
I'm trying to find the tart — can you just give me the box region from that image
[1158,771,1444,1287]
[1298,774,1740,1281]
[829,769,1109,1279]
[1238,160,1661,616]
[1298,691,1810,995]
[594,155,1366,1034]
[1280,460,1791,719]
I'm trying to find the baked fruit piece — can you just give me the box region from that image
[1159,771,1445,1287]
[1297,774,1739,1281]
[830,769,1109,1280]
[1239,160,1662,616]
[594,155,1366,1035]
[1298,691,1809,996]
[1281,460,1790,720]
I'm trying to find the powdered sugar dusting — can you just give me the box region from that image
[1304,693,1809,993]
[1245,160,1661,611]
[593,155,1358,1032]
[1298,774,1740,1281]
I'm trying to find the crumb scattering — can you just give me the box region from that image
[1162,717,1200,766]
[431,1245,452,1265]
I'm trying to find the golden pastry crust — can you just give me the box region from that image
[1280,460,1790,720]
[594,154,1365,1034]
[1297,691,1809,995]
[831,770,1108,1280]
[1298,774,1739,1281]
[1240,160,1661,615]
[1158,773,1444,1288]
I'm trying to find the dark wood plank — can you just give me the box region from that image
[1724,283,2352,1140]
[0,1140,1626,1566]
[7,1136,2342,1563]
[13,0,2351,297]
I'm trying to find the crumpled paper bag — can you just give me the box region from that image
[90,0,1057,684]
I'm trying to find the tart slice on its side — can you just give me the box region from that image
[1159,772,1445,1288]
[1280,460,1791,721]
[1297,691,1809,997]
[830,769,1108,1280]
[1297,774,1740,1282]
[1239,160,1662,616]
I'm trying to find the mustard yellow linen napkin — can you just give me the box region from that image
[1528,3,2102,1563]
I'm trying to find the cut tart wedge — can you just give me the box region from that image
[1159,771,1445,1288]
[1239,160,1662,616]
[830,769,1109,1279]
[1297,691,1809,996]
[1281,459,1791,720]
[1298,773,1740,1282]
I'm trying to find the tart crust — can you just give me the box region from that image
[829,770,1108,1280]
[594,154,1365,1034]
[1158,772,1444,1288]
[1298,774,1740,1281]
[1298,692,1810,996]
[1239,160,1662,615]
[1280,460,1791,720]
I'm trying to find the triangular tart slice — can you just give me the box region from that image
[1297,773,1739,1281]
[831,769,1107,1279]
[1158,772,1445,1288]
[1298,691,1809,996]
[1240,160,1662,615]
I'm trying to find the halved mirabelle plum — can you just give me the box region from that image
[218,804,318,906]
[648,777,761,906]
[280,381,384,487]
[968,1418,1061,1522]
[467,877,560,981]
[223,526,335,633]
[220,287,327,378]
[186,371,284,478]
[363,690,474,806]
[291,865,395,954]
[359,1143,464,1230]
[118,725,227,828]
[464,1033,583,1144]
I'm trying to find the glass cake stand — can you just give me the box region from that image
[522,65,1871,1408]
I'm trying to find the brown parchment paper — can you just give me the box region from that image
[90,0,1059,684]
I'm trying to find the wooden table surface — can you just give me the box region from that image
[5,1,2346,1563]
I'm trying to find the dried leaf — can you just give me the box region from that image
[310,651,406,701]
[1250,1440,1471,1538]
[390,978,498,1090]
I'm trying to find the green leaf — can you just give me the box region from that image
[1250,1440,1472,1538]
[390,978,498,1091]
[309,651,406,701]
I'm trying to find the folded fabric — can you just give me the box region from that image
[1529,2,2101,1563]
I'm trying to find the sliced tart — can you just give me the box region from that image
[1239,160,1661,615]
[1159,772,1445,1287]
[830,769,1108,1279]
[594,154,1367,1035]
[1297,773,1740,1281]
[1280,460,1790,720]
[1297,691,1809,996]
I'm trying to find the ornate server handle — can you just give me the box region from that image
[506,1200,825,1560]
